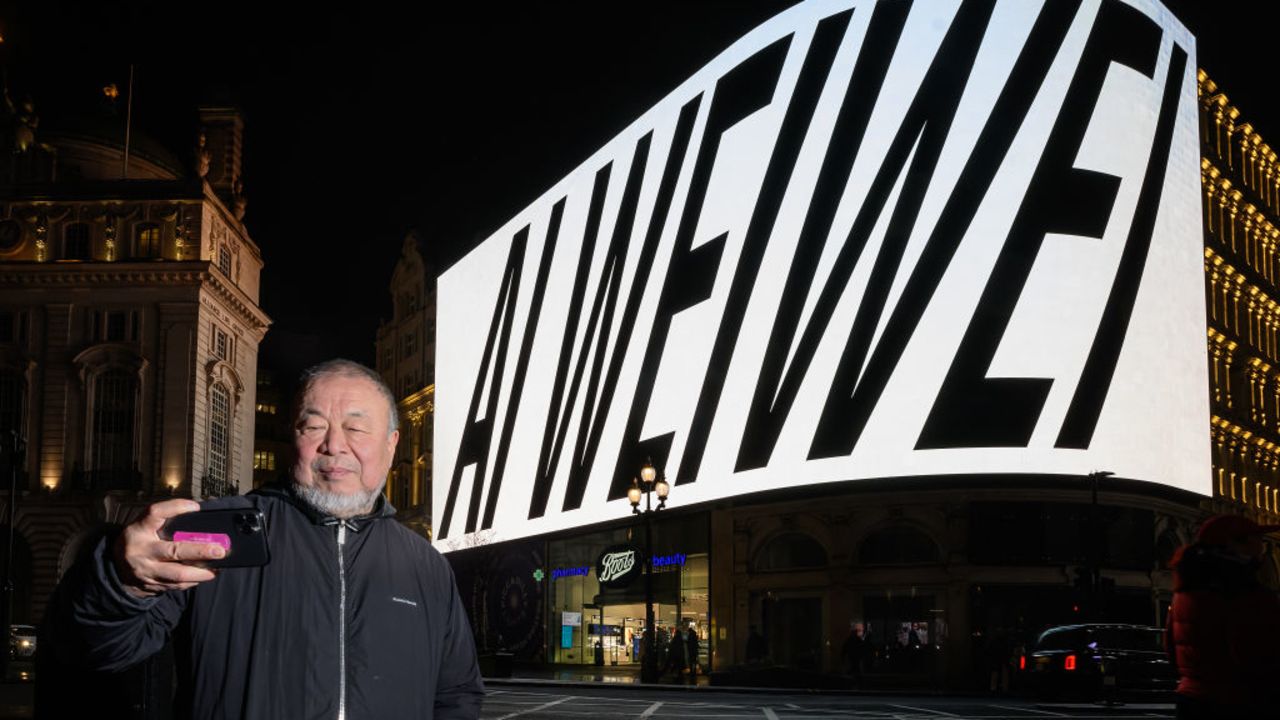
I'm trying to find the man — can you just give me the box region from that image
[1165,514,1280,720]
[48,359,483,719]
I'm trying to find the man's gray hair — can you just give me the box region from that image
[296,358,400,434]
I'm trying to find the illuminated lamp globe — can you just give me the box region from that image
[655,477,670,500]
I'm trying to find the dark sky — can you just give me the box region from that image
[0,0,1272,375]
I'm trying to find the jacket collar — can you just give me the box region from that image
[255,478,398,532]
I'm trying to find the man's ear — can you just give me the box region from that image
[387,429,400,453]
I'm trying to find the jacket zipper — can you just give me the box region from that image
[336,522,348,720]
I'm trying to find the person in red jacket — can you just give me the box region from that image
[1166,514,1280,719]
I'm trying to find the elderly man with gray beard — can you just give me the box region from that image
[47,359,483,720]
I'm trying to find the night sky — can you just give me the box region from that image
[0,0,1272,376]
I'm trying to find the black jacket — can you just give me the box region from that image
[51,483,484,720]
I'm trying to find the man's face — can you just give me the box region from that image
[292,373,398,514]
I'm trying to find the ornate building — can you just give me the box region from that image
[1199,70,1280,520]
[0,101,270,623]
[375,233,434,533]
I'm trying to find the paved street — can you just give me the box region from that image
[480,686,1173,719]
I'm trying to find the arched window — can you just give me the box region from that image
[754,532,829,572]
[0,370,24,439]
[208,382,231,491]
[857,525,940,566]
[63,223,91,260]
[134,223,162,259]
[91,369,136,472]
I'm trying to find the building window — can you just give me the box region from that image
[402,333,415,359]
[64,223,91,260]
[0,311,28,344]
[91,370,136,471]
[0,371,24,439]
[208,382,231,488]
[218,246,232,276]
[858,525,939,566]
[105,313,127,342]
[754,532,829,572]
[255,402,276,415]
[134,223,162,259]
[253,450,275,471]
[213,326,229,361]
[91,310,136,343]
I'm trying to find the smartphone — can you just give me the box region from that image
[161,508,271,568]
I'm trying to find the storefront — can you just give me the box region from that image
[546,513,710,670]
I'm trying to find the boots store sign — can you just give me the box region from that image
[436,0,1209,549]
[596,546,642,588]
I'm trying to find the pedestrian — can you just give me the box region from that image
[841,622,866,686]
[44,359,484,719]
[983,627,1011,694]
[746,625,767,663]
[685,624,700,683]
[667,626,686,682]
[1166,514,1280,719]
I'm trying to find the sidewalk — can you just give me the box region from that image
[489,663,711,687]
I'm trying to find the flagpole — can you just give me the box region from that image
[122,64,133,179]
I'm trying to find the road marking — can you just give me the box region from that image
[887,704,961,717]
[639,702,664,718]
[988,704,1068,716]
[491,695,575,720]
[762,708,781,720]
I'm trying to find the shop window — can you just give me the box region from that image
[754,532,828,571]
[857,525,939,566]
[63,223,90,260]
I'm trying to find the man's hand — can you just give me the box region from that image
[114,499,225,598]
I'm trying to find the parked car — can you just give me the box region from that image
[8,624,36,659]
[1018,623,1176,700]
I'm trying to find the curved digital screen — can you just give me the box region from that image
[435,0,1207,549]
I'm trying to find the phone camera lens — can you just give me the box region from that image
[236,513,261,534]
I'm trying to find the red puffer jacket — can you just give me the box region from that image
[1166,543,1280,707]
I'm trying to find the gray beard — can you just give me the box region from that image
[293,480,384,519]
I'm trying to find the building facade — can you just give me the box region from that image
[0,103,269,623]
[375,233,435,530]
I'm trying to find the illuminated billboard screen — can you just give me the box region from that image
[436,0,1207,549]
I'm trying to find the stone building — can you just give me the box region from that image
[375,233,434,533]
[0,101,269,623]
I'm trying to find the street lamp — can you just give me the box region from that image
[628,458,670,684]
[1085,470,1114,618]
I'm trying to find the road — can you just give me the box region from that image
[480,686,1173,719]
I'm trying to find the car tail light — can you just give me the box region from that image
[1019,655,1026,670]
[1064,654,1077,671]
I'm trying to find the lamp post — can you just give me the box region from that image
[628,458,669,684]
[1086,470,1114,618]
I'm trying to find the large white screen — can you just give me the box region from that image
[435,0,1208,550]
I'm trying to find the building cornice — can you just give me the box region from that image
[0,260,272,332]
